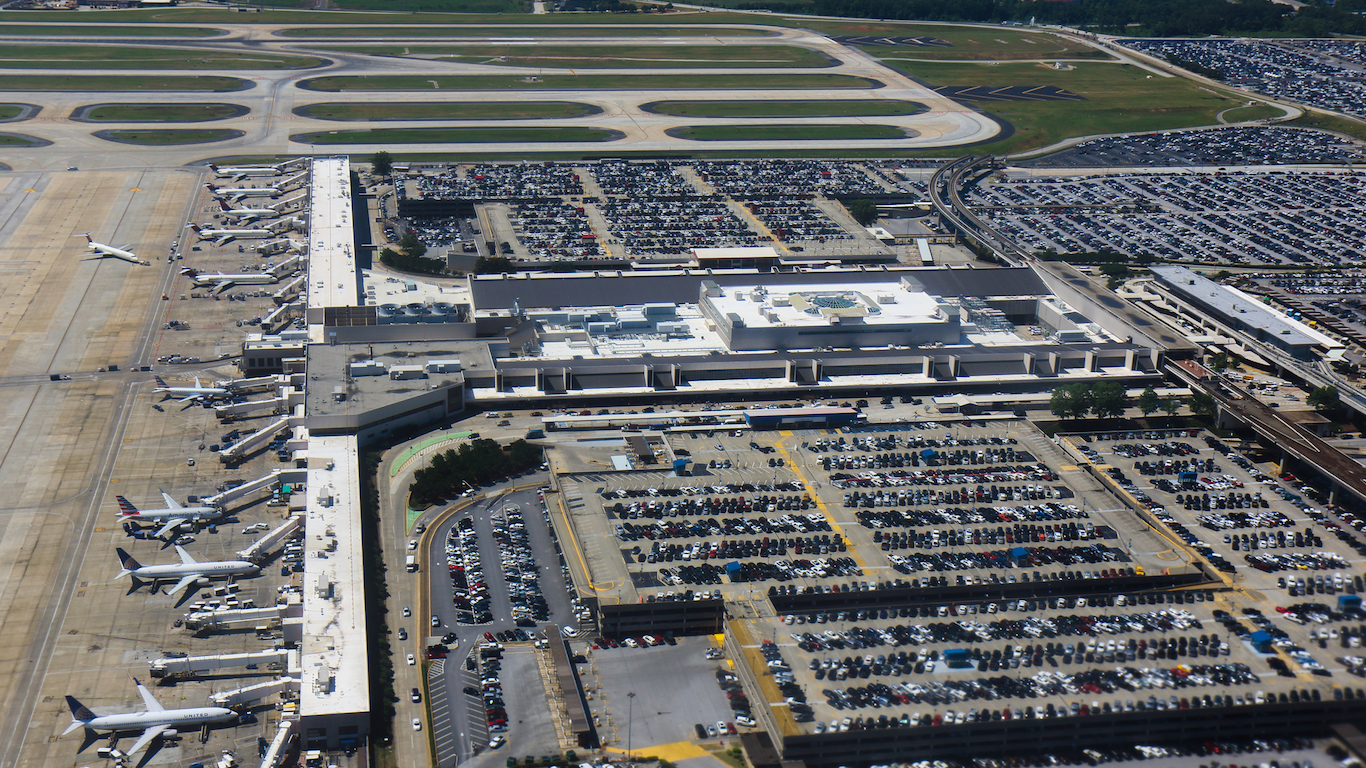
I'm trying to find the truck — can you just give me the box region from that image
[405,554,418,572]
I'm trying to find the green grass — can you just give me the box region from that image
[317,43,833,68]
[0,75,247,91]
[670,123,908,141]
[294,126,618,143]
[295,101,597,120]
[0,45,322,70]
[279,25,763,37]
[0,24,221,36]
[98,128,240,144]
[645,99,924,118]
[879,60,1242,154]
[83,103,244,122]
[0,105,21,120]
[0,132,42,145]
[1218,104,1284,123]
[1287,110,1366,142]
[299,72,878,91]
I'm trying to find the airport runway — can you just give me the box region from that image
[0,21,1002,168]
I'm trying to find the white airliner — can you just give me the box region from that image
[63,679,237,755]
[73,233,148,266]
[207,162,285,181]
[117,492,223,539]
[178,268,278,291]
[154,375,228,402]
[188,223,272,246]
[204,183,280,203]
[216,199,279,223]
[116,545,259,596]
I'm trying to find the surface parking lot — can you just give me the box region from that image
[973,169,1366,266]
[1026,127,1364,168]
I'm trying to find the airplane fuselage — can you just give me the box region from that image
[188,274,276,287]
[122,506,219,525]
[84,707,237,734]
[157,386,229,398]
[211,187,278,198]
[127,560,258,581]
[196,228,272,241]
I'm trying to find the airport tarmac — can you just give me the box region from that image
[0,167,293,768]
[0,20,1010,169]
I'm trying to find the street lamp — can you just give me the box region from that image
[626,691,636,764]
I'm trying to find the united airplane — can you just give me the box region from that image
[116,545,259,596]
[63,679,237,755]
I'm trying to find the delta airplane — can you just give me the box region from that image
[179,268,278,290]
[207,161,285,181]
[73,233,148,266]
[63,679,237,755]
[116,545,259,596]
[204,183,280,203]
[216,199,279,223]
[154,375,228,403]
[188,223,272,246]
[117,491,224,539]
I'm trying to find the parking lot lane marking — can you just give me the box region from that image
[772,443,869,570]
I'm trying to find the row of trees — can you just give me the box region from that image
[379,231,446,275]
[1051,383,1196,420]
[410,438,542,507]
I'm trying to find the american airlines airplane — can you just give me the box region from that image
[63,679,237,755]
[116,545,259,596]
[204,183,280,203]
[117,492,223,539]
[207,161,285,181]
[216,199,279,223]
[187,223,272,246]
[73,233,148,266]
[154,375,228,403]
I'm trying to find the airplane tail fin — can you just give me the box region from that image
[64,695,96,733]
[154,376,167,388]
[207,163,219,172]
[115,495,138,516]
[188,223,202,233]
[217,199,230,211]
[116,547,142,577]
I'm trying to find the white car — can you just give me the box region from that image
[412,717,422,731]
[489,735,506,750]
[406,654,416,666]
[402,606,411,617]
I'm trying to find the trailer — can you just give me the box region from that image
[150,648,294,679]
[237,514,303,563]
[219,416,290,464]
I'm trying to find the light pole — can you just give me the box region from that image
[626,691,636,764]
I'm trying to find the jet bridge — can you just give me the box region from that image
[237,514,303,563]
[219,416,290,464]
[183,605,292,633]
[210,677,300,708]
[258,719,295,768]
[223,375,280,395]
[201,468,305,509]
[215,397,288,420]
[150,648,297,680]
[268,255,303,278]
[272,275,305,306]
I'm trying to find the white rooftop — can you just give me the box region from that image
[299,433,370,718]
[362,270,470,307]
[307,157,360,316]
[708,280,945,329]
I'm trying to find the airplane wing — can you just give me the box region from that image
[214,235,233,247]
[155,518,188,539]
[166,575,200,596]
[160,491,184,510]
[176,394,201,404]
[174,545,198,566]
[125,724,169,755]
[135,680,166,712]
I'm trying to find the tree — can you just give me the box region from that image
[1137,386,1160,417]
[1091,382,1129,419]
[1307,385,1340,413]
[1209,351,1231,373]
[1050,383,1093,419]
[370,150,393,176]
[1161,397,1180,418]
[473,256,514,274]
[846,199,878,226]
[398,231,427,258]
[1190,391,1217,418]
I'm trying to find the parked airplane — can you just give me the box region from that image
[216,199,279,223]
[117,492,223,539]
[73,233,148,266]
[154,375,228,403]
[188,223,272,246]
[204,183,280,203]
[178,268,278,290]
[63,679,237,755]
[207,162,285,181]
[116,545,259,596]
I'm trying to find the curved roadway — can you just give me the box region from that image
[0,20,999,169]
